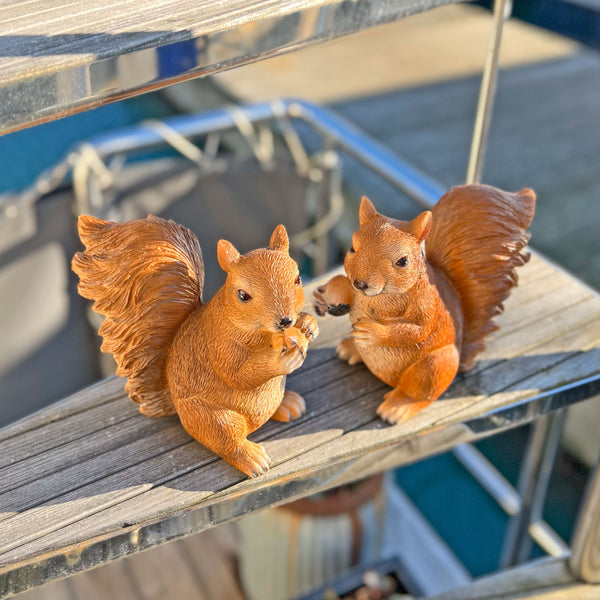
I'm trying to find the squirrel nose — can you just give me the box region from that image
[278,316,293,329]
[353,279,369,291]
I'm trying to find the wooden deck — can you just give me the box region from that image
[2,254,600,597]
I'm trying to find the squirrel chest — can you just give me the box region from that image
[349,268,461,389]
[167,306,285,428]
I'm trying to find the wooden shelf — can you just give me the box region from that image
[1,253,599,597]
[0,0,460,134]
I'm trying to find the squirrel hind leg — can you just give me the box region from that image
[271,390,306,422]
[376,345,459,424]
[376,389,434,424]
[175,399,271,477]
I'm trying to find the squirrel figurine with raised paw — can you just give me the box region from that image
[73,216,318,477]
[314,184,535,424]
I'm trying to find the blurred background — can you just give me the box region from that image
[2,1,599,598]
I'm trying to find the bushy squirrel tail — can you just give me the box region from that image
[72,215,204,416]
[426,184,536,372]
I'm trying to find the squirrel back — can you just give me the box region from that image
[72,215,204,417]
[426,184,536,371]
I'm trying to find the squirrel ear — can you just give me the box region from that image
[359,196,377,225]
[217,239,241,272]
[269,224,289,252]
[410,211,432,242]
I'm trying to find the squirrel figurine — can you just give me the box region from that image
[72,216,319,477]
[314,184,536,424]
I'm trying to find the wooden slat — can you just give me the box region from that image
[0,376,125,445]
[0,368,380,560]
[0,0,317,86]
[0,0,462,134]
[1,255,599,595]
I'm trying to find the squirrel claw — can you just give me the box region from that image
[276,334,307,374]
[295,312,319,342]
[351,318,385,345]
[231,440,272,478]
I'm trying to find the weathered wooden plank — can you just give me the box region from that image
[0,0,322,84]
[0,0,463,134]
[0,376,125,444]
[434,347,600,428]
[490,273,592,335]
[245,345,600,488]
[1,256,600,591]
[0,369,383,561]
[0,417,183,514]
[471,294,600,368]
[465,315,600,398]
[477,585,600,600]
[0,397,136,472]
[0,410,164,496]
[0,391,385,568]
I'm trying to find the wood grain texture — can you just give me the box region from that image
[0,254,599,593]
[0,0,457,87]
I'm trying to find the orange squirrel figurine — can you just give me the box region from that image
[72,216,318,477]
[314,184,535,424]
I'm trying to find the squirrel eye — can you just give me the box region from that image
[237,289,252,302]
[295,275,301,286]
[396,256,409,267]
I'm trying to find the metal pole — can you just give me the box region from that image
[500,411,567,567]
[466,0,512,184]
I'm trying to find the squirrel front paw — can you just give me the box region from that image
[313,275,352,317]
[294,312,319,342]
[229,440,272,477]
[273,331,308,375]
[351,317,387,345]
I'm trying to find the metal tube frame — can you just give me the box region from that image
[500,411,568,567]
